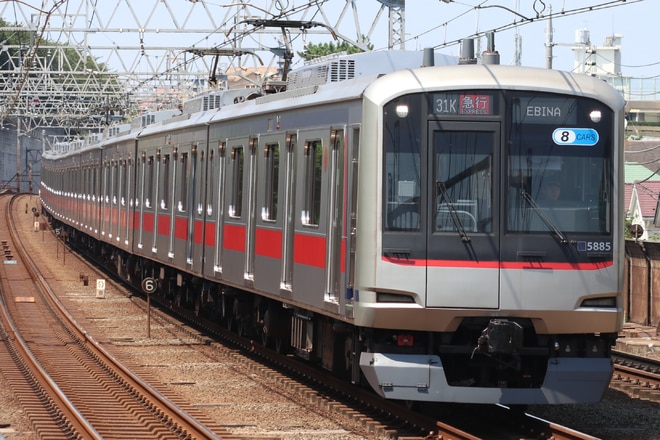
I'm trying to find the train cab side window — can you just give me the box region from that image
[302,139,322,227]
[263,143,280,222]
[229,146,244,218]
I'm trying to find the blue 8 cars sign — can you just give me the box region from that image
[552,128,599,146]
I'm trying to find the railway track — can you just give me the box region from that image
[1,193,605,439]
[0,194,233,439]
[611,350,660,402]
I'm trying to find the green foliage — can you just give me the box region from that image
[297,38,374,61]
[0,17,111,77]
[624,216,633,239]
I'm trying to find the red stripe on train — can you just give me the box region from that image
[223,223,246,252]
[294,234,326,269]
[174,217,187,240]
[256,228,282,259]
[382,257,613,270]
[204,222,216,247]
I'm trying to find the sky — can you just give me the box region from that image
[2,0,657,81]
[369,0,656,79]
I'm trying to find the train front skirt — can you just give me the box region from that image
[359,352,613,404]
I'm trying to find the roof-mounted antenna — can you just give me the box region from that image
[422,48,434,67]
[459,39,477,65]
[482,32,500,65]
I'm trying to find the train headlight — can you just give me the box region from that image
[395,104,409,118]
[589,110,602,123]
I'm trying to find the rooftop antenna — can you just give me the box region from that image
[482,32,500,65]
[459,39,477,65]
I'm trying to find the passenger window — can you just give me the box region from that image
[145,155,154,208]
[179,152,188,212]
[302,140,322,226]
[229,146,244,218]
[161,154,170,210]
[263,143,280,222]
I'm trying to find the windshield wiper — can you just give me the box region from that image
[436,181,470,242]
[520,188,568,244]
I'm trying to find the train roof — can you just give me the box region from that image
[199,50,459,123]
[286,50,457,91]
[137,107,217,138]
[364,63,626,109]
[46,52,626,160]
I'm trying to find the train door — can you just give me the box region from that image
[293,131,330,307]
[281,134,297,292]
[425,121,500,309]
[136,152,147,252]
[189,143,204,274]
[245,137,258,282]
[221,138,249,285]
[210,141,227,277]
[120,156,132,247]
[102,159,112,241]
[253,134,285,294]
[325,129,345,305]
[139,150,157,255]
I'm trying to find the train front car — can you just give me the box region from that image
[355,64,625,405]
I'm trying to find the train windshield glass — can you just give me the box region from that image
[506,92,613,234]
[383,96,423,232]
[382,91,613,238]
[433,131,493,234]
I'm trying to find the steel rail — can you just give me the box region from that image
[5,194,222,440]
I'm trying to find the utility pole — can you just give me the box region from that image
[16,116,21,193]
[545,5,554,69]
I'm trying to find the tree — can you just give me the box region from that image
[297,38,373,61]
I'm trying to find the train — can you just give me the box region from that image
[40,48,626,405]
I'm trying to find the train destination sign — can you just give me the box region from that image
[513,97,577,124]
[433,93,494,116]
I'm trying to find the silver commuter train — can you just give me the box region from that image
[40,49,625,405]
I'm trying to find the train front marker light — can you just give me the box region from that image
[395,104,409,118]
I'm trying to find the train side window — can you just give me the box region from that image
[207,149,214,215]
[161,154,170,210]
[103,161,109,203]
[302,139,322,226]
[179,152,188,212]
[229,146,244,218]
[263,142,280,222]
[92,166,97,202]
[112,161,119,205]
[121,159,128,207]
[145,155,154,208]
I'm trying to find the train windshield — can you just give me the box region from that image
[382,90,614,250]
[506,93,612,235]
